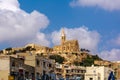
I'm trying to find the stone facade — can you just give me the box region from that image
[55,63,86,80]
[55,63,64,79]
[53,29,80,53]
[0,55,35,80]
[112,61,120,79]
[94,60,120,79]
[94,60,112,67]
[25,43,53,54]
[85,65,114,80]
[19,54,56,80]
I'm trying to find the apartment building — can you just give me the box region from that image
[63,65,86,79]
[55,63,64,79]
[0,55,34,80]
[22,54,56,80]
[55,63,86,80]
[85,65,114,80]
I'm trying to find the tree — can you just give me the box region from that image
[20,48,26,52]
[12,50,17,54]
[80,55,102,66]
[25,46,32,51]
[49,55,65,64]
[73,61,81,66]
[80,55,94,66]
[5,47,12,55]
[25,46,36,52]
[5,47,12,51]
[0,50,3,54]
[92,55,102,60]
[31,48,36,51]
[80,48,90,52]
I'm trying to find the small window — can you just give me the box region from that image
[12,61,15,67]
[43,62,46,68]
[49,64,52,68]
[36,59,39,66]
[71,69,73,72]
[66,70,70,73]
[89,78,93,80]
[81,70,84,73]
[98,77,100,80]
[36,72,40,78]
[19,63,22,67]
[64,66,68,68]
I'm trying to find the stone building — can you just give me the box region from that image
[94,60,112,67]
[53,29,80,53]
[85,65,114,80]
[94,60,120,79]
[63,65,86,79]
[111,61,120,79]
[19,54,56,80]
[55,63,64,79]
[55,63,86,80]
[0,55,35,80]
[25,43,53,54]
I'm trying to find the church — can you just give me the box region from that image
[53,29,80,53]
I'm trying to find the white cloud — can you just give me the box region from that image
[99,49,120,61]
[0,0,20,11]
[51,26,100,52]
[70,0,120,11]
[31,32,50,46]
[97,35,120,61]
[111,35,120,46]
[0,0,50,47]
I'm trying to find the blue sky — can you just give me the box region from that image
[0,0,120,61]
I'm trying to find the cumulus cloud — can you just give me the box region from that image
[111,35,120,46]
[0,0,50,47]
[98,35,120,61]
[99,49,120,61]
[0,0,20,11]
[51,26,100,52]
[70,0,120,11]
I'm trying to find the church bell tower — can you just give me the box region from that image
[61,29,66,45]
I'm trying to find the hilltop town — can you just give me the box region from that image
[0,29,120,80]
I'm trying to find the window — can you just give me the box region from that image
[43,70,46,75]
[49,64,52,68]
[81,70,85,73]
[71,69,73,72]
[32,73,35,78]
[64,66,68,68]
[89,78,93,80]
[98,77,100,80]
[36,59,39,66]
[19,63,22,67]
[36,72,40,79]
[66,70,70,73]
[12,61,15,67]
[43,62,46,68]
